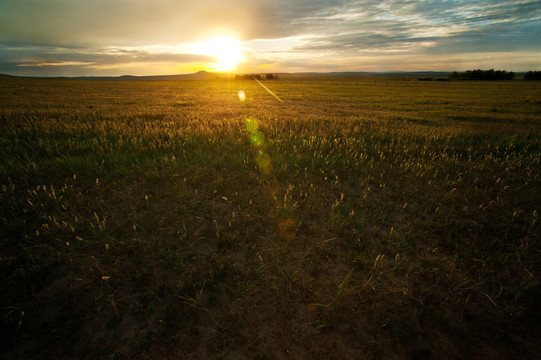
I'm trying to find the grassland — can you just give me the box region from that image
[0,76,540,359]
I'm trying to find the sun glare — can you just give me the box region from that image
[193,36,243,72]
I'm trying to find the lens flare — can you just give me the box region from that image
[238,90,246,101]
[246,118,258,132]
[253,78,284,103]
[277,219,297,240]
[251,134,263,147]
[246,118,272,174]
[256,151,272,174]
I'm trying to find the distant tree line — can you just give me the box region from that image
[235,74,279,80]
[524,71,541,80]
[449,69,515,81]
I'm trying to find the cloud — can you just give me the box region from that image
[245,0,541,71]
[0,42,214,76]
[0,0,540,75]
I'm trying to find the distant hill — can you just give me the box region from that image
[0,70,456,81]
[0,70,228,81]
[62,70,224,81]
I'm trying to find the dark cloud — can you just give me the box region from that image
[267,0,541,66]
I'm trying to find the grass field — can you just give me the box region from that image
[1,76,540,359]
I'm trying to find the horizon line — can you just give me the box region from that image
[1,69,534,80]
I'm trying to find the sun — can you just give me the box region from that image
[193,36,243,72]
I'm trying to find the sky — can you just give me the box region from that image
[0,0,540,76]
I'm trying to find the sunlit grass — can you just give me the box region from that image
[0,76,539,359]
